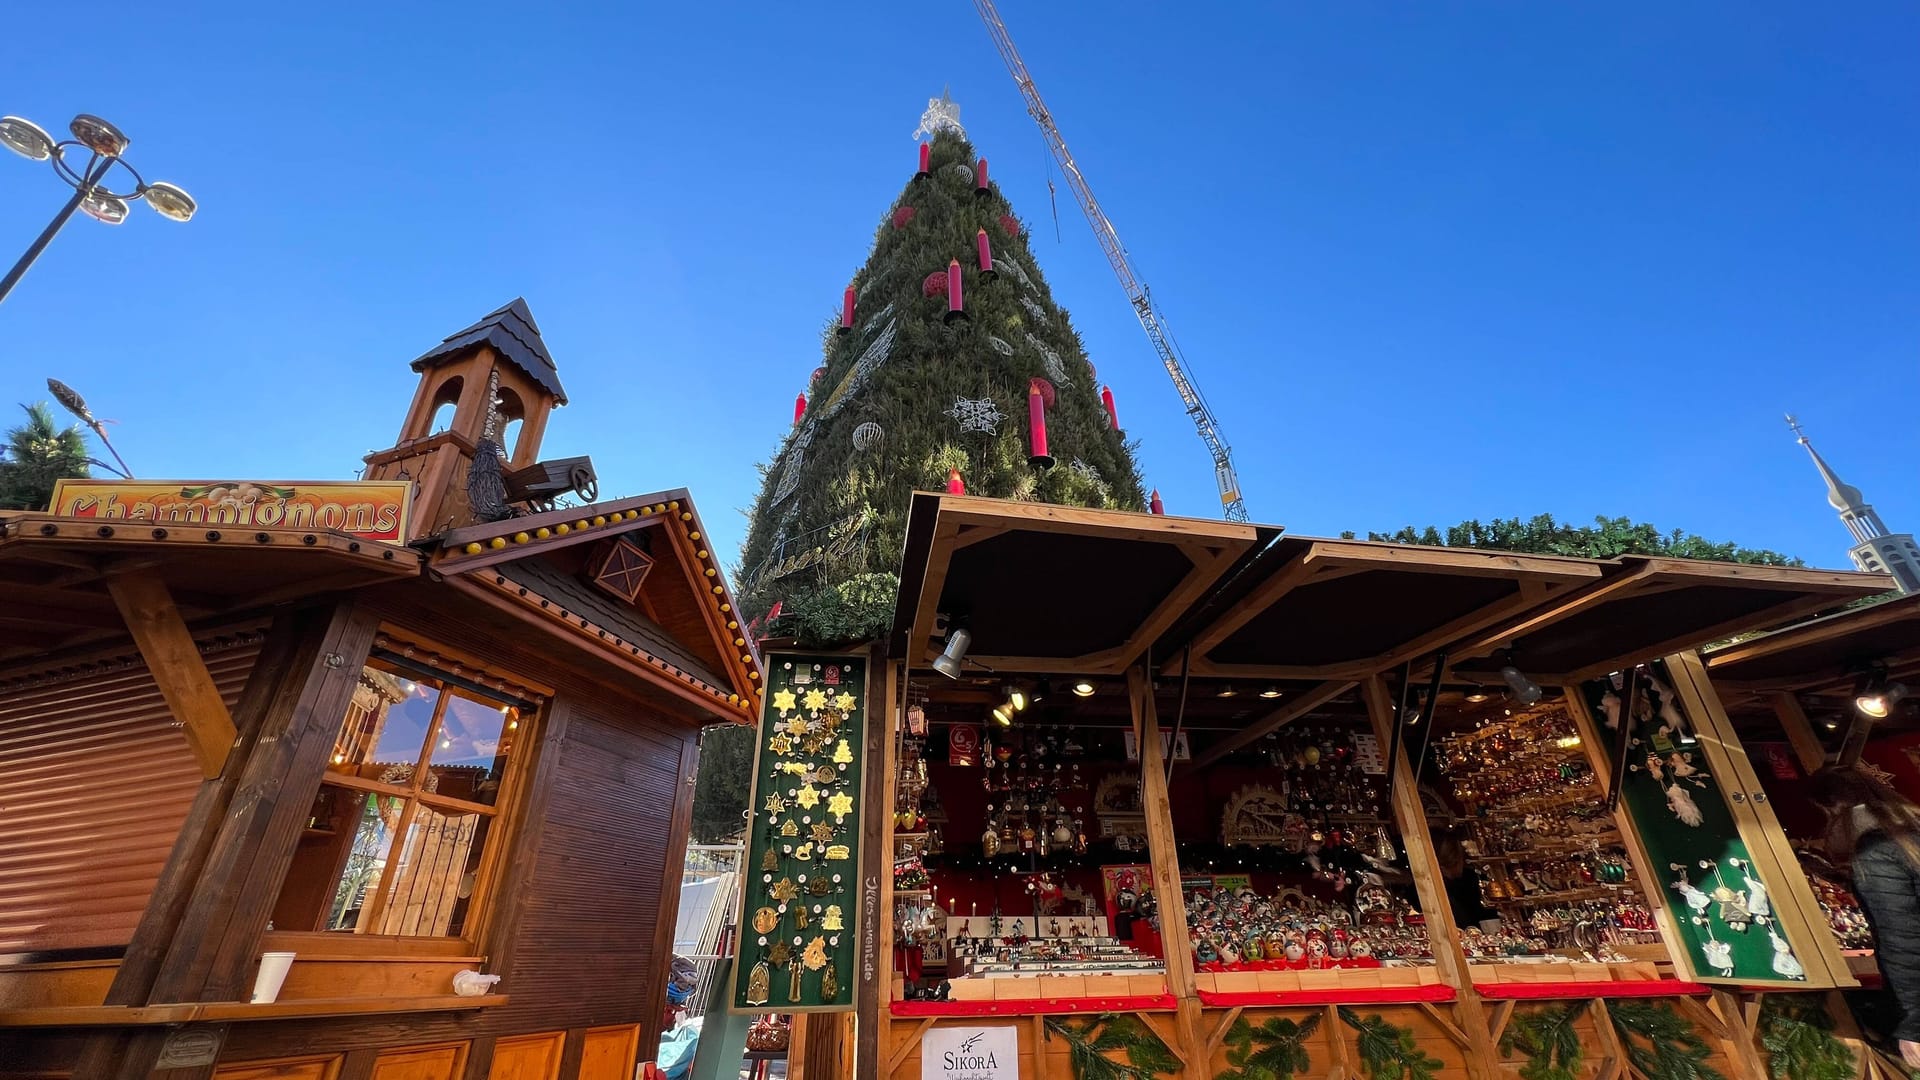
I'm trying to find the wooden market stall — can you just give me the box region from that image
[0,300,760,1080]
[852,492,1893,1080]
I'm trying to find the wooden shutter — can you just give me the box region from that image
[0,637,260,958]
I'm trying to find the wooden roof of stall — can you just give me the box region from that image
[1704,593,1920,721]
[0,512,420,663]
[891,493,1892,693]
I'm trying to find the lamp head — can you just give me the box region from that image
[68,114,128,157]
[143,181,196,222]
[931,626,972,680]
[0,116,54,161]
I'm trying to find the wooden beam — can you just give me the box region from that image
[1360,675,1500,1080]
[888,1017,933,1076]
[857,649,895,1078]
[105,573,240,777]
[1444,561,1662,668]
[1189,680,1355,769]
[1129,665,1206,1080]
[1080,545,1242,674]
[1705,594,1920,672]
[1769,691,1828,774]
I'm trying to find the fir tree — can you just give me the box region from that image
[735,126,1146,646]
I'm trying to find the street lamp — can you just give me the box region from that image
[0,113,195,306]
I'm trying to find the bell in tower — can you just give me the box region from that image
[365,299,594,538]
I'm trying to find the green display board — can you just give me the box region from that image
[1580,660,1807,985]
[729,653,866,1012]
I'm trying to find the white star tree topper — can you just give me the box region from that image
[913,87,966,141]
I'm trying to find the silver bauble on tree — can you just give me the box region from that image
[946,163,974,185]
[852,422,884,452]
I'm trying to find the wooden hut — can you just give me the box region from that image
[837,492,1895,1080]
[0,300,759,1079]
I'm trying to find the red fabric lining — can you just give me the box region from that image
[1197,984,1456,1007]
[890,994,1177,1017]
[1476,979,1712,1000]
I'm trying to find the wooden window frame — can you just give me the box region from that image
[273,650,543,956]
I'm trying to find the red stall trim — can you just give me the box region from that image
[1476,979,1711,1000]
[1196,984,1456,1008]
[890,995,1179,1017]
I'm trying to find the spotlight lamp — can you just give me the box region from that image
[1258,686,1282,699]
[991,703,1013,726]
[1033,678,1051,704]
[1070,679,1096,698]
[1006,683,1028,712]
[931,625,972,680]
[1216,684,1237,699]
[1855,670,1909,719]
[1498,652,1543,706]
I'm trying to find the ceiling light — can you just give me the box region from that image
[1216,684,1237,699]
[1855,671,1909,719]
[932,626,972,680]
[1258,686,1282,699]
[1464,691,1489,703]
[1006,683,1028,712]
[1071,679,1095,698]
[991,704,1012,726]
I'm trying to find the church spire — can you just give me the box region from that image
[1787,414,1920,593]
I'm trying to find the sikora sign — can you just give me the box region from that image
[922,1025,1018,1080]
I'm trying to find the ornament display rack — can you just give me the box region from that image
[1436,701,1667,965]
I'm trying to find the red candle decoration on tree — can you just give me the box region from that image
[1149,489,1165,515]
[976,229,995,279]
[946,468,966,496]
[975,157,990,197]
[1101,385,1120,433]
[793,393,807,427]
[1027,379,1053,469]
[839,286,855,334]
[943,258,967,324]
[917,142,931,178]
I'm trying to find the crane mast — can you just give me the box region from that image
[973,0,1249,522]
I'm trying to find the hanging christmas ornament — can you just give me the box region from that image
[999,213,1020,237]
[1101,385,1121,433]
[1030,377,1056,411]
[945,162,974,185]
[839,287,855,334]
[810,366,827,388]
[745,957,772,1006]
[947,397,1004,435]
[946,468,966,496]
[975,157,990,197]
[793,393,807,427]
[976,229,995,279]
[893,205,916,230]
[1027,379,1053,469]
[852,422,884,452]
[1149,490,1165,515]
[986,335,1014,356]
[944,258,967,324]
[917,142,931,178]
[921,269,947,298]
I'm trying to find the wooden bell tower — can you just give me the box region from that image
[364,298,567,538]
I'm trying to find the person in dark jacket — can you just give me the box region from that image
[1810,766,1920,1069]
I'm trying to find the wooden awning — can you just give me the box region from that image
[0,512,419,664]
[1705,593,1920,700]
[890,494,1264,675]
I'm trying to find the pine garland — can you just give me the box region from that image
[1043,1013,1181,1080]
[1756,994,1854,1080]
[1337,1006,1445,1080]
[1499,1003,1586,1080]
[1220,1011,1321,1080]
[1607,999,1728,1080]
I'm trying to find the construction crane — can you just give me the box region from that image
[973,0,1249,522]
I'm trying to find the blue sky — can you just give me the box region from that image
[1,2,1913,574]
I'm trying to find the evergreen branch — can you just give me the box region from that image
[1044,1013,1178,1080]
[1607,999,1728,1080]
[1756,994,1854,1080]
[1500,1003,1586,1080]
[1338,1007,1445,1080]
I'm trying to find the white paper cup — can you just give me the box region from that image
[251,951,297,1004]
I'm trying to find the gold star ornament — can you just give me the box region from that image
[834,692,857,713]
[827,791,855,823]
[772,688,797,715]
[804,688,828,712]
[795,784,821,810]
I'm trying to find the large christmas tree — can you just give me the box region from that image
[735,97,1147,647]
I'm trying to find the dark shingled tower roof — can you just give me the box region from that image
[412,298,567,404]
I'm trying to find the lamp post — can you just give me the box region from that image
[0,113,195,306]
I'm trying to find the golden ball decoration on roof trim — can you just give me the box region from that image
[592,515,606,526]
[720,603,731,613]
[697,549,708,559]
[574,520,589,531]
[681,512,692,521]
[535,528,551,539]
[734,638,746,647]
[669,500,680,509]
[489,537,506,549]
[464,542,483,555]
[712,585,723,594]
[749,671,759,680]
[727,620,738,629]
[555,523,571,535]
[704,568,716,577]
[514,532,530,543]
[689,531,701,540]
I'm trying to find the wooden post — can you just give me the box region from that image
[856,648,896,1077]
[1769,691,1828,774]
[1359,675,1500,1080]
[1128,665,1206,1080]
[106,573,241,777]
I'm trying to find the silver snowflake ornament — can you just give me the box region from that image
[947,397,1005,435]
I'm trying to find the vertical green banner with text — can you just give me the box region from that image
[730,653,866,1012]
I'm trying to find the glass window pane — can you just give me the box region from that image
[427,694,519,807]
[330,666,441,783]
[314,788,405,932]
[366,805,495,938]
